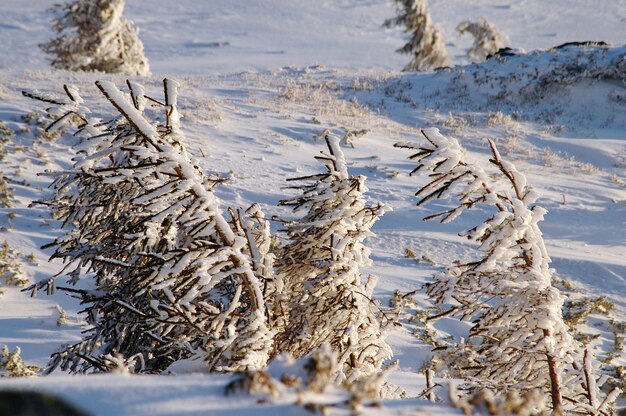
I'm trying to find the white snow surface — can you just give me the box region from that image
[0,0,625,415]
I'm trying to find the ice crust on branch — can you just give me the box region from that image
[28,79,271,374]
[41,0,150,76]
[274,135,392,386]
[396,128,620,414]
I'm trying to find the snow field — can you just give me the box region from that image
[0,0,624,414]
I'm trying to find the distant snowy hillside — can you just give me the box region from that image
[2,0,626,74]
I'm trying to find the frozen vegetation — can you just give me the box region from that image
[0,0,624,415]
[40,0,150,76]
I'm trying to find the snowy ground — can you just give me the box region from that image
[0,1,625,415]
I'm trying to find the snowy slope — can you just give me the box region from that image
[3,0,626,74]
[0,372,460,416]
[0,1,625,415]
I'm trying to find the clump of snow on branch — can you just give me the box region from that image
[384,0,449,71]
[457,17,509,62]
[27,79,272,374]
[273,135,393,389]
[396,128,620,414]
[41,0,150,76]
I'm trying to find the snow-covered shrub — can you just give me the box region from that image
[273,135,392,386]
[27,79,271,374]
[41,0,150,76]
[396,128,620,414]
[0,241,28,291]
[0,345,38,377]
[0,123,16,209]
[384,0,449,71]
[0,121,15,139]
[457,17,509,62]
[449,385,547,416]
[227,347,338,399]
[0,176,13,210]
[227,345,398,411]
[560,292,626,398]
[53,305,69,326]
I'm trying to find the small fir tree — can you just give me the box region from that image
[396,128,620,414]
[0,241,29,291]
[384,0,449,71]
[457,17,509,62]
[0,345,39,377]
[27,79,271,374]
[274,135,392,385]
[41,0,150,76]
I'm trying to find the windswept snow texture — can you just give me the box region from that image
[0,0,625,415]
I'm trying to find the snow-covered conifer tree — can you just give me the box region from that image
[396,128,619,414]
[457,17,509,62]
[274,135,392,385]
[0,345,38,377]
[384,0,449,71]
[27,79,271,374]
[41,0,150,76]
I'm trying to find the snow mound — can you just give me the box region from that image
[455,43,626,99]
[373,44,626,129]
